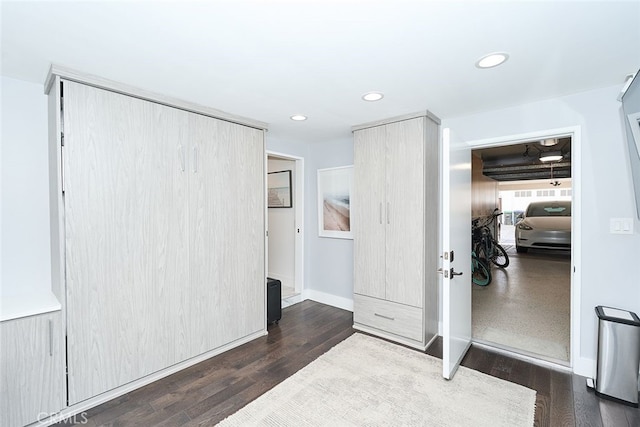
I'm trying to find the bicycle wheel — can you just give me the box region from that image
[472,255,492,286]
[474,241,489,266]
[490,242,510,268]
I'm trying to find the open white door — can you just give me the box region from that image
[442,128,472,380]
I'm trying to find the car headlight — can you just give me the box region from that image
[517,223,533,230]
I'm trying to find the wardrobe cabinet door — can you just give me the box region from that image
[0,313,64,427]
[353,126,386,299]
[64,81,189,404]
[188,115,265,354]
[384,118,425,307]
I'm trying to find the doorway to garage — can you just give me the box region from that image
[470,136,573,365]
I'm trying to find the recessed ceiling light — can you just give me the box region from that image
[475,52,509,69]
[362,92,384,102]
[290,114,307,121]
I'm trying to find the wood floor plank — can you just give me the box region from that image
[507,357,534,389]
[489,353,515,381]
[549,369,576,427]
[598,399,634,427]
[624,404,640,427]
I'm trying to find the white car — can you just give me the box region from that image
[515,201,571,253]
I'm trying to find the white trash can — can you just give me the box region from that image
[594,306,640,407]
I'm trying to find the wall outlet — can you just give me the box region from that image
[609,218,634,234]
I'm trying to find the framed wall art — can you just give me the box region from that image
[317,165,353,239]
[268,170,293,208]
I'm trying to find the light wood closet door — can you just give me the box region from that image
[353,126,386,299]
[384,118,425,307]
[188,115,265,354]
[1,313,64,427]
[64,82,189,404]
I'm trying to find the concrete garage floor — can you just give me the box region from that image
[472,236,571,363]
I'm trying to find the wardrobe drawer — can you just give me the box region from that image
[353,294,423,341]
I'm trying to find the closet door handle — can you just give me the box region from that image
[193,146,198,173]
[48,320,53,356]
[178,145,185,172]
[386,202,390,224]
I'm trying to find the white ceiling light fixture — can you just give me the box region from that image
[475,52,509,69]
[362,92,384,102]
[539,150,563,162]
[290,114,307,121]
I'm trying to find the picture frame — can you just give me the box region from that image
[317,165,353,239]
[268,170,293,208]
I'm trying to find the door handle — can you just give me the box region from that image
[178,145,185,172]
[193,146,198,173]
[450,268,463,277]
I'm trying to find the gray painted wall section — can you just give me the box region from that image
[266,136,355,304]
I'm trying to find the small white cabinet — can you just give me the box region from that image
[1,312,64,427]
[352,112,440,350]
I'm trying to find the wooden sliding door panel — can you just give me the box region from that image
[187,114,225,354]
[216,121,265,342]
[353,126,386,299]
[135,101,190,366]
[189,115,265,353]
[384,118,425,307]
[64,82,188,404]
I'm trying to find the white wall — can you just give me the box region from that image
[1,76,51,298]
[267,157,296,289]
[266,136,354,310]
[265,136,355,310]
[305,138,354,308]
[443,84,640,377]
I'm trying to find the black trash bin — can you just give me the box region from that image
[594,306,640,407]
[267,277,282,324]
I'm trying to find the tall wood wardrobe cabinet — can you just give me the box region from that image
[352,112,440,350]
[46,67,267,406]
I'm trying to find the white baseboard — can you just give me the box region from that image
[282,293,304,308]
[573,356,595,379]
[303,289,353,312]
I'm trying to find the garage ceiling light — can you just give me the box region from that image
[290,114,307,121]
[539,150,563,162]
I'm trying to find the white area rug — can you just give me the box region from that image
[218,333,536,426]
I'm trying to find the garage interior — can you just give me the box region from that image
[471,137,572,364]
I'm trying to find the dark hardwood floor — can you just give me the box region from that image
[54,301,639,427]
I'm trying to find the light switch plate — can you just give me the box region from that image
[610,218,634,234]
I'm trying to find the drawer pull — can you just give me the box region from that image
[374,313,395,321]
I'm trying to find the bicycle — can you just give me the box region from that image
[472,209,510,269]
[471,250,492,286]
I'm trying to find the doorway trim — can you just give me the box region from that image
[464,125,581,369]
[267,150,305,305]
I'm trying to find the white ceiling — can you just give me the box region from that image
[2,1,639,143]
